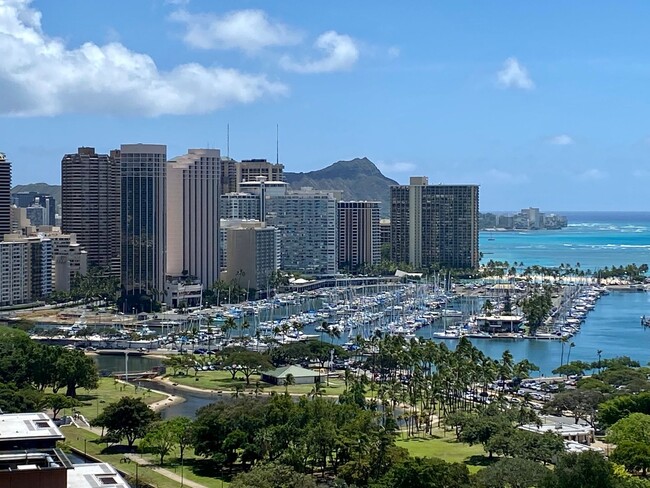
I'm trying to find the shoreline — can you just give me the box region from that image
[114,379,185,412]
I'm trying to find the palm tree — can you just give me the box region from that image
[310,381,324,399]
[566,341,576,364]
[560,336,569,366]
[596,349,603,372]
[284,373,295,395]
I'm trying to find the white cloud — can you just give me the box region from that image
[548,134,574,145]
[577,169,606,180]
[387,46,400,59]
[170,9,301,52]
[497,57,535,90]
[165,0,190,5]
[281,31,359,73]
[0,0,287,116]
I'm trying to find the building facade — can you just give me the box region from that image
[12,192,56,226]
[337,201,381,271]
[220,192,262,220]
[266,189,338,276]
[118,144,167,304]
[61,147,120,275]
[221,221,279,295]
[236,159,284,191]
[390,177,479,269]
[0,153,11,239]
[166,149,221,291]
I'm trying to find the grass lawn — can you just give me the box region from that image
[168,369,347,397]
[60,426,230,487]
[396,432,492,473]
[53,378,167,422]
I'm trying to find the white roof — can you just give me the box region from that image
[0,412,64,441]
[67,463,130,488]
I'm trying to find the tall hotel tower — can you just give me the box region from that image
[61,147,120,275]
[391,177,479,270]
[118,144,167,303]
[166,149,221,288]
[0,153,11,239]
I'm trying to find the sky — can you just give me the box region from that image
[1,0,650,211]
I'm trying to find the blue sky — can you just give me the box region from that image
[1,0,650,211]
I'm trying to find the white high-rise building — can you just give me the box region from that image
[266,188,338,276]
[220,192,261,220]
[166,149,221,290]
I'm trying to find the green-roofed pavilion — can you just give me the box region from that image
[261,365,322,385]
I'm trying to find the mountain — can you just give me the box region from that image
[11,183,61,204]
[284,157,398,216]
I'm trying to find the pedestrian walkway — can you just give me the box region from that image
[123,453,207,488]
[70,422,208,488]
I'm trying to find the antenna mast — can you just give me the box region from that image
[276,123,279,164]
[227,123,230,159]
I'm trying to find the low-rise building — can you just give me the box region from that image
[0,412,129,488]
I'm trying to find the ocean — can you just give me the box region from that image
[470,211,650,374]
[480,211,650,271]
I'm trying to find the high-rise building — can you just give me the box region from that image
[266,188,338,276]
[379,218,391,246]
[12,192,56,226]
[221,221,279,295]
[0,235,52,305]
[0,153,11,239]
[166,149,221,290]
[61,147,120,275]
[48,232,88,292]
[337,201,381,271]
[236,159,284,191]
[390,177,479,269]
[220,157,238,194]
[220,192,262,220]
[118,144,167,305]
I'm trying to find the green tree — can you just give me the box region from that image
[284,373,295,395]
[93,397,160,449]
[473,457,552,488]
[374,457,470,488]
[611,441,650,476]
[44,393,80,419]
[230,463,316,488]
[169,417,194,466]
[607,413,650,445]
[551,451,616,488]
[223,350,273,385]
[552,361,590,378]
[543,389,603,426]
[599,392,650,427]
[140,420,177,465]
[53,349,99,397]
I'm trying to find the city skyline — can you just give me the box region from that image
[2,1,650,210]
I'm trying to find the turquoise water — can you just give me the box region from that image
[480,211,650,271]
[473,211,650,373]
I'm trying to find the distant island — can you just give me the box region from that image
[480,207,568,230]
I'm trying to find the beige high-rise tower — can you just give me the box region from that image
[166,149,221,289]
[61,147,120,275]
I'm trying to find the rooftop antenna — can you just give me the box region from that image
[276,123,279,164]
[227,123,230,159]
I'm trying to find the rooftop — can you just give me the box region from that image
[0,413,64,442]
[67,463,131,488]
[263,365,321,379]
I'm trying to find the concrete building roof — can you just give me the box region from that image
[263,365,321,379]
[67,463,130,488]
[0,412,64,442]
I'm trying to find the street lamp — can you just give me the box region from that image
[124,351,130,384]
